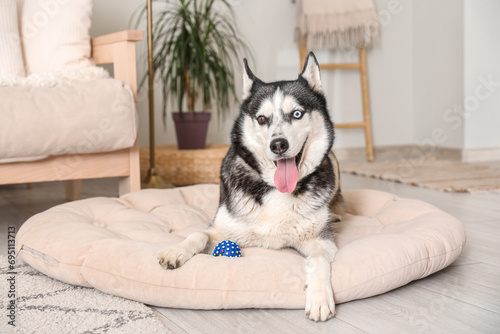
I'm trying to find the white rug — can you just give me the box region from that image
[0,256,169,334]
[341,158,500,193]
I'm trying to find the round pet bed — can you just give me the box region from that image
[16,186,466,309]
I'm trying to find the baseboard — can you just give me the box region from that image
[335,145,500,163]
[461,147,500,162]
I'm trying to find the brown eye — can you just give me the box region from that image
[257,116,267,125]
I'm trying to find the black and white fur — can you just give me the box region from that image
[158,52,345,322]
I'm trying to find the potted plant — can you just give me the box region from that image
[136,0,252,149]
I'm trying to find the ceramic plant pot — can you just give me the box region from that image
[172,112,211,150]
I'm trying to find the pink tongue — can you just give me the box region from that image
[274,157,298,193]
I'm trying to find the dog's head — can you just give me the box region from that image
[232,52,335,194]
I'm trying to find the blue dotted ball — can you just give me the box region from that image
[213,240,242,258]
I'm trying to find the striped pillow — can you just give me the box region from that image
[0,0,25,78]
[20,0,93,74]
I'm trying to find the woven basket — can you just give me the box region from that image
[140,144,230,186]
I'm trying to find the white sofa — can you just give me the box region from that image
[0,0,142,200]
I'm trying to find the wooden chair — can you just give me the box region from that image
[0,30,143,200]
[299,33,375,162]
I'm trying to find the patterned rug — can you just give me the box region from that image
[340,158,500,193]
[0,256,169,334]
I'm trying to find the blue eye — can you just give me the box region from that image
[292,110,303,119]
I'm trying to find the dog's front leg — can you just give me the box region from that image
[298,238,338,322]
[158,229,220,270]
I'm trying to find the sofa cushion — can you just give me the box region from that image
[0,78,137,163]
[16,186,466,309]
[0,0,25,78]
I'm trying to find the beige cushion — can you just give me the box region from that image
[20,0,93,74]
[16,186,466,309]
[0,78,137,163]
[0,0,25,78]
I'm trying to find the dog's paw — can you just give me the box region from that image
[158,245,192,270]
[305,288,336,322]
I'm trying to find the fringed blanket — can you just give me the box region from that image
[297,0,379,50]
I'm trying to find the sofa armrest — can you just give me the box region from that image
[91,30,144,101]
[92,30,143,47]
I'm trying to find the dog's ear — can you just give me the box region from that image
[300,52,323,93]
[242,58,260,100]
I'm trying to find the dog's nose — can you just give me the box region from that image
[270,138,289,155]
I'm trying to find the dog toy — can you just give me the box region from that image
[213,240,242,257]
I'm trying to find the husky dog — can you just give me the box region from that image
[158,52,345,322]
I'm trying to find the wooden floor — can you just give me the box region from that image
[1,168,499,333]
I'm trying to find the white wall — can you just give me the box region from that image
[412,0,465,150]
[410,0,500,154]
[361,0,414,148]
[90,0,500,155]
[463,0,500,150]
[90,0,417,150]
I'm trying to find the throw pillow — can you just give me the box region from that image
[20,0,93,74]
[0,0,26,78]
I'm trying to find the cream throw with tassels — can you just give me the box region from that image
[297,0,379,50]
